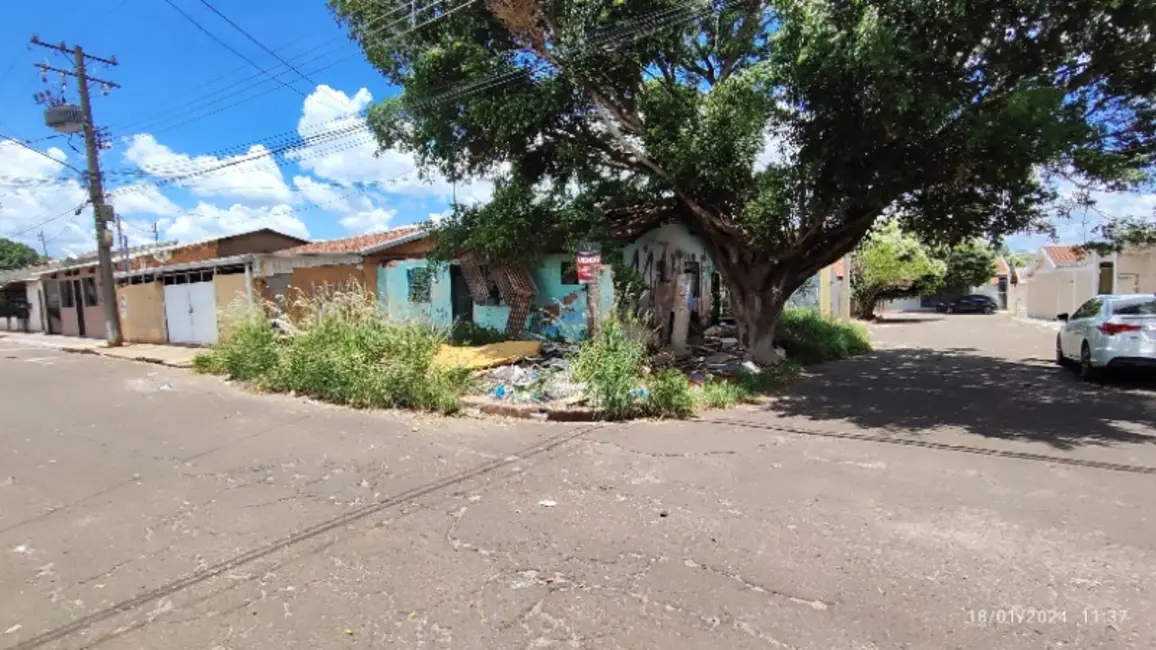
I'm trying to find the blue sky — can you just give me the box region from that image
[0,0,1152,259]
[0,0,490,257]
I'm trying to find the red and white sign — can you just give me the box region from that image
[576,243,601,283]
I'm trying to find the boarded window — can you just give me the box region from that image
[82,278,98,307]
[560,260,579,285]
[408,267,432,303]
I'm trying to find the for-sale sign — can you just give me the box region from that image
[576,242,601,283]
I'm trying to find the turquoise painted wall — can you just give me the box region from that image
[374,253,609,341]
[378,260,453,326]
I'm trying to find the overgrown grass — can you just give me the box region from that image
[646,369,696,418]
[775,308,872,365]
[193,288,471,414]
[696,361,803,409]
[572,314,649,419]
[449,320,507,346]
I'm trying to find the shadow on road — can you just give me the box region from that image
[769,347,1156,450]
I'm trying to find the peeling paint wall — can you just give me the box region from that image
[621,222,717,335]
[379,260,453,326]
[374,253,611,341]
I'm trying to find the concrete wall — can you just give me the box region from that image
[376,256,614,340]
[213,273,250,338]
[117,281,167,343]
[1024,267,1096,320]
[217,231,305,257]
[26,281,43,332]
[379,259,453,326]
[1116,247,1156,294]
[41,266,107,339]
[621,223,717,333]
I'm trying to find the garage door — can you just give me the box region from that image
[164,280,219,345]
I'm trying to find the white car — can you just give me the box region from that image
[1055,294,1156,380]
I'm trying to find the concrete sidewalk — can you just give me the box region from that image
[0,332,201,367]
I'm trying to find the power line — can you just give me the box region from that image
[195,0,321,89]
[0,131,84,174]
[161,0,312,101]
[116,0,455,137]
[112,0,425,136]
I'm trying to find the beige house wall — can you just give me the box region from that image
[1024,267,1095,320]
[116,281,167,344]
[213,273,251,338]
[1116,247,1156,294]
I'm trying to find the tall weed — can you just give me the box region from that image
[196,286,470,414]
[572,313,648,419]
[776,308,871,364]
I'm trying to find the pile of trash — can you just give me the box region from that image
[477,341,588,406]
[652,321,784,385]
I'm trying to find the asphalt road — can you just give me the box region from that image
[1,314,1154,649]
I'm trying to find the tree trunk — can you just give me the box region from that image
[711,250,793,366]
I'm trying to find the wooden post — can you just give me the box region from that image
[586,272,599,338]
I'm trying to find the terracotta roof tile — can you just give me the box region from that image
[1042,244,1087,267]
[280,226,423,255]
[996,256,1010,276]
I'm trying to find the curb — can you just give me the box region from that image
[460,397,599,422]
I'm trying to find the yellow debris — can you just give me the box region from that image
[435,341,542,370]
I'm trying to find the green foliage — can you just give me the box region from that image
[776,308,872,365]
[194,289,471,414]
[571,314,649,419]
[850,220,945,318]
[449,320,507,346]
[1082,215,1156,255]
[696,362,803,409]
[645,369,696,419]
[332,0,1156,357]
[0,238,43,271]
[942,241,999,290]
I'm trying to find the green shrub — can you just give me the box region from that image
[775,308,871,364]
[572,314,648,419]
[696,361,803,410]
[195,287,471,414]
[646,369,695,418]
[449,320,507,346]
[192,303,279,381]
[698,378,748,409]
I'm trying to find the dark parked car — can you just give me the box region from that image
[935,295,998,314]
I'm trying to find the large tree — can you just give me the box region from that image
[850,220,944,319]
[330,0,1156,362]
[0,238,42,271]
[942,240,999,291]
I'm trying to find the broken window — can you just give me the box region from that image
[560,260,579,285]
[61,281,74,308]
[408,267,432,303]
[82,278,98,307]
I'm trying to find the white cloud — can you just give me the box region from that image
[292,175,351,211]
[159,202,309,242]
[0,141,94,256]
[123,133,293,204]
[288,85,496,206]
[107,183,182,218]
[339,207,396,233]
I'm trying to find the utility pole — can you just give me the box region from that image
[31,36,123,346]
[37,231,48,257]
[116,214,129,273]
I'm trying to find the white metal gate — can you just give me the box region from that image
[164,281,219,344]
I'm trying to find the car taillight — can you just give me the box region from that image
[1098,323,1141,335]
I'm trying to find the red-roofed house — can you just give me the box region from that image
[1015,243,1156,319]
